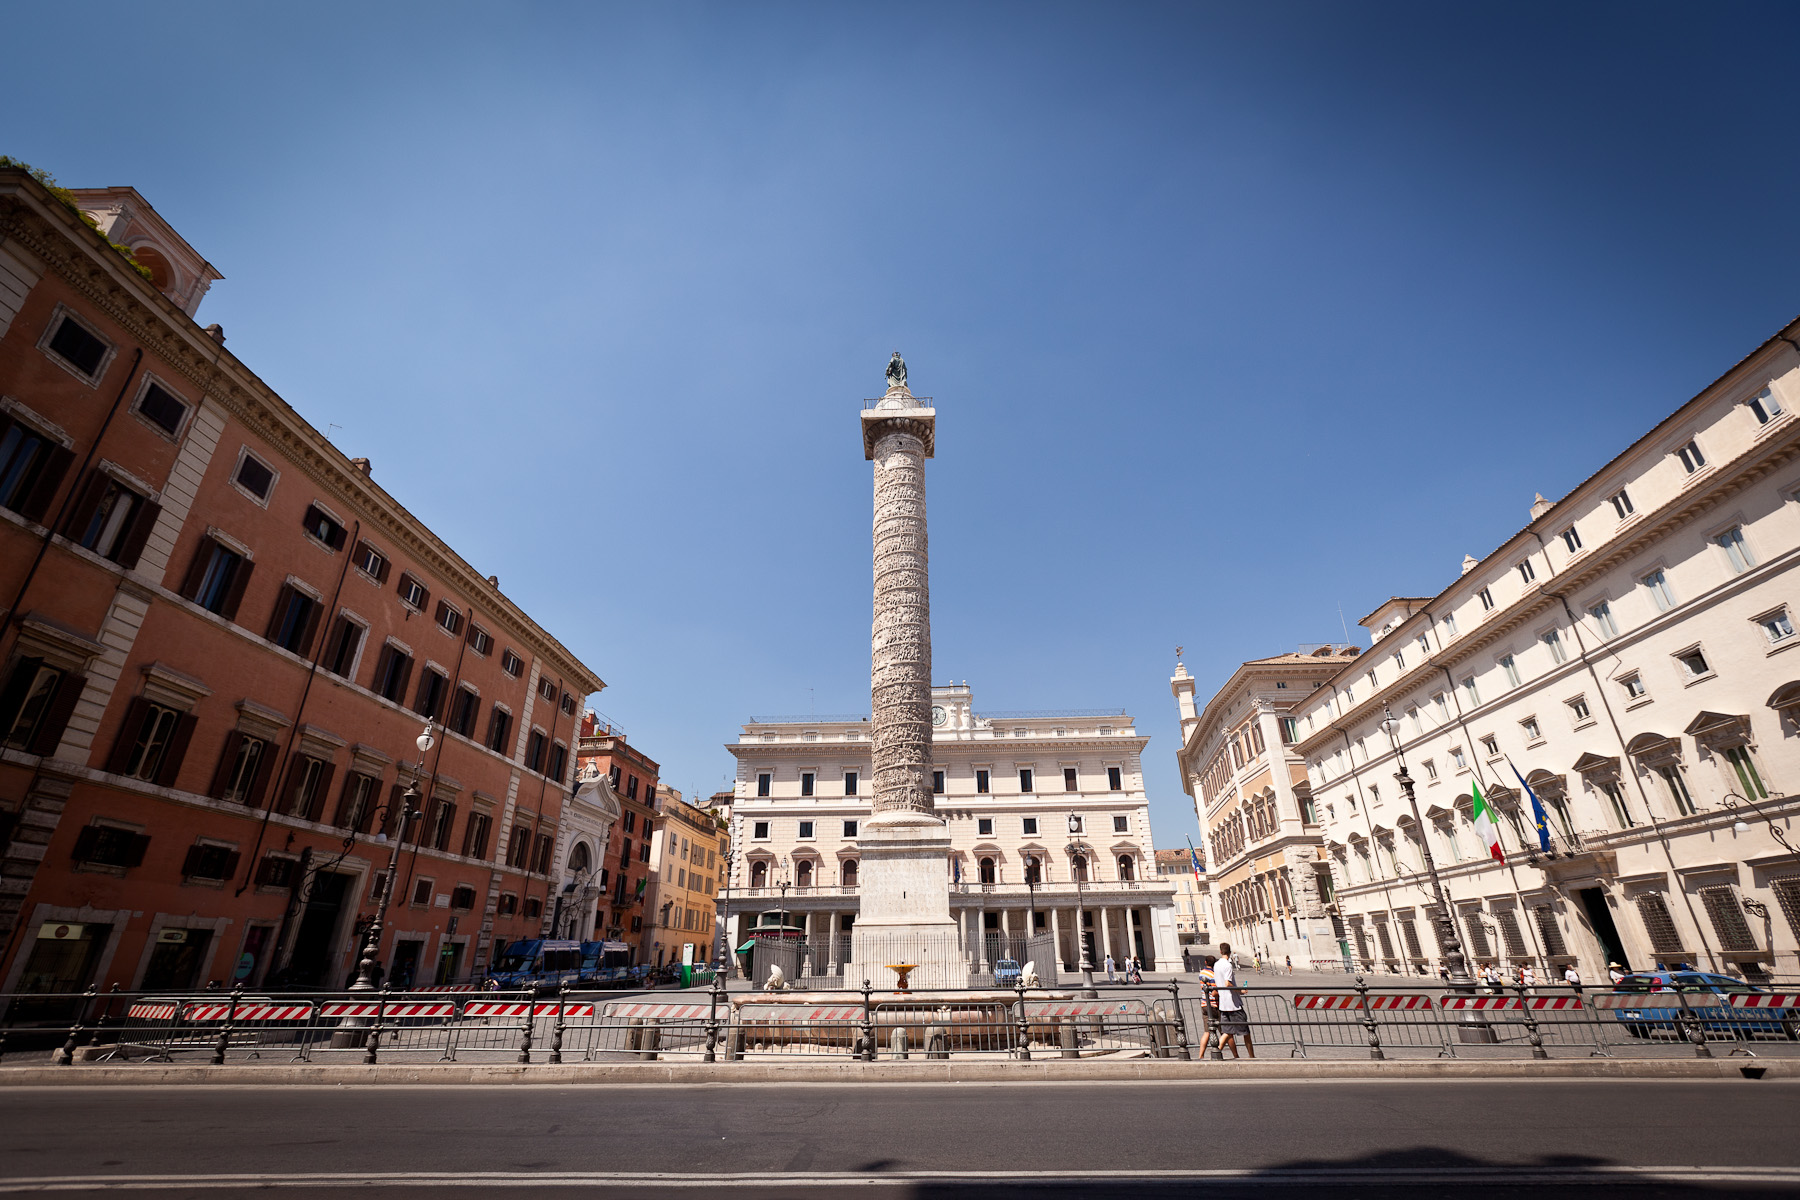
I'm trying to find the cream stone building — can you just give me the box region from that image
[1151,848,1211,953]
[1291,317,1800,981]
[721,683,1181,974]
[1171,649,1361,969]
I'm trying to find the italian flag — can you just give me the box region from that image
[1470,781,1505,863]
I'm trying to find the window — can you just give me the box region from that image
[796,770,815,798]
[1434,694,1449,723]
[977,817,993,836]
[501,649,524,677]
[300,503,346,550]
[622,810,634,832]
[1716,526,1755,574]
[1674,647,1711,679]
[756,772,771,797]
[47,313,110,377]
[1675,439,1706,473]
[496,892,518,916]
[213,732,271,806]
[413,669,448,721]
[449,685,479,736]
[0,416,72,523]
[507,825,533,869]
[1568,695,1591,722]
[411,878,434,906]
[843,770,858,796]
[560,693,576,717]
[1521,716,1541,741]
[750,820,770,842]
[1620,673,1647,700]
[1480,735,1499,757]
[1018,768,1033,793]
[434,600,463,636]
[255,855,298,888]
[1462,676,1480,707]
[1443,612,1458,637]
[548,743,567,784]
[1421,758,1438,781]
[428,799,457,851]
[392,575,428,615]
[1280,717,1299,743]
[323,616,365,678]
[69,473,154,566]
[178,840,237,882]
[0,657,84,755]
[1758,609,1795,645]
[279,754,334,821]
[1517,559,1535,584]
[1416,633,1430,655]
[932,770,945,794]
[1542,629,1567,665]
[1450,747,1466,770]
[526,729,547,773]
[1748,387,1785,425]
[1113,814,1129,833]
[373,645,413,703]
[1659,766,1696,816]
[843,819,858,837]
[538,676,558,703]
[450,884,477,911]
[352,541,388,581]
[1022,816,1038,835]
[467,625,493,656]
[1063,767,1078,792]
[71,823,150,869]
[1721,745,1768,800]
[1499,654,1520,689]
[1560,526,1582,553]
[486,705,511,753]
[266,586,321,656]
[182,538,249,619]
[797,820,814,839]
[1610,489,1635,519]
[1408,708,1421,735]
[112,700,190,785]
[1642,569,1674,612]
[1589,600,1619,640]
[233,452,275,502]
[333,772,380,832]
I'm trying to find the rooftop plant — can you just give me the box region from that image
[0,156,155,282]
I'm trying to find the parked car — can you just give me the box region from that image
[993,958,1021,986]
[1610,971,1797,1039]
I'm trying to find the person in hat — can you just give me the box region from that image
[1607,962,1626,986]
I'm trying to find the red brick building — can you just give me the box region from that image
[574,714,659,962]
[0,166,603,1002]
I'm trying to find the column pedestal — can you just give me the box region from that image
[849,815,961,989]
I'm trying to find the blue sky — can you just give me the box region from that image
[9,3,1800,842]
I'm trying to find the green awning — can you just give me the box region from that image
[736,940,757,953]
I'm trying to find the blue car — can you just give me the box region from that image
[993,958,1021,986]
[1611,971,1797,1040]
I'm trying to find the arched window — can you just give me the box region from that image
[569,842,591,875]
[841,859,858,887]
[979,857,996,884]
[796,860,813,888]
[1024,856,1041,885]
[750,860,768,888]
[1071,854,1088,883]
[1117,854,1135,881]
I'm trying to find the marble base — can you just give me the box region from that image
[850,816,965,989]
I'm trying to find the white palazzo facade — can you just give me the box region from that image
[721,684,1182,974]
[1293,317,1800,981]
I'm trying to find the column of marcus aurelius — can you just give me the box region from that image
[852,353,961,986]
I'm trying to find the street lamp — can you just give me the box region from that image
[1378,707,1493,1041]
[1067,812,1097,997]
[349,725,433,992]
[1024,854,1040,946]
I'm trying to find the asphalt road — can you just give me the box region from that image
[3,1079,1798,1197]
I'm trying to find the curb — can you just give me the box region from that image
[0,1057,1780,1085]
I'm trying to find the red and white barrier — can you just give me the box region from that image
[415,984,476,992]
[182,1002,315,1022]
[605,1002,711,1021]
[1587,992,1674,1010]
[741,1004,863,1023]
[1291,993,1433,1010]
[1024,1000,1145,1018]
[127,1003,178,1021]
[1728,993,1800,1009]
[461,1001,595,1019]
[1439,994,1584,1011]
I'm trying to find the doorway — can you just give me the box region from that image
[435,940,464,985]
[286,872,351,987]
[391,938,424,989]
[142,929,213,990]
[1577,887,1630,972]
[9,922,111,1021]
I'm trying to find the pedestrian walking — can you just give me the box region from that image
[1128,957,1142,985]
[1105,953,1116,983]
[1284,955,1293,975]
[1194,955,1220,1058]
[1562,964,1582,995]
[1518,963,1537,990]
[1213,942,1254,1059]
[1438,964,1451,983]
[1607,962,1626,987]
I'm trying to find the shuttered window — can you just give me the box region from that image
[181,843,240,881]
[179,537,253,620]
[1495,909,1529,957]
[0,416,75,523]
[0,656,86,755]
[65,471,158,567]
[1700,885,1759,952]
[47,314,110,376]
[1635,893,1686,956]
[1533,905,1568,957]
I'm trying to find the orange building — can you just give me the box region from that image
[0,166,602,1004]
[574,714,659,962]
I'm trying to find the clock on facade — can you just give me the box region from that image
[930,705,947,727]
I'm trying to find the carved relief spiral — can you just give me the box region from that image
[870,426,933,815]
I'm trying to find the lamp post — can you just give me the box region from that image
[349,724,434,992]
[1067,813,1097,997]
[1025,855,1040,948]
[1379,706,1494,1041]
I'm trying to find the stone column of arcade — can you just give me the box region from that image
[851,354,963,988]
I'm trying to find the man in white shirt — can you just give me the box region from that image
[1213,942,1253,1058]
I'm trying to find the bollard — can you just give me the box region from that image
[704,972,725,1064]
[93,983,121,1049]
[925,1009,949,1060]
[627,1017,662,1062]
[860,980,876,1063]
[1168,981,1191,1060]
[1014,981,1032,1062]
[888,1025,909,1061]
[1675,987,1714,1059]
[550,982,569,1065]
[1515,984,1548,1060]
[59,986,97,1066]
[364,983,389,1066]
[1354,975,1385,1062]
[1060,1016,1079,1059]
[517,990,535,1064]
[213,984,244,1067]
